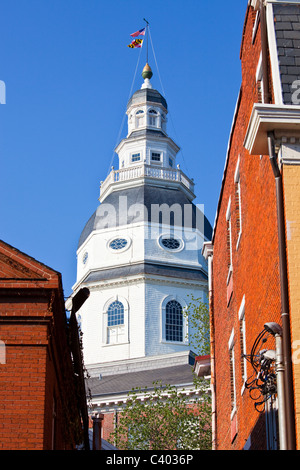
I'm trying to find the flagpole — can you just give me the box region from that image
[143,18,149,63]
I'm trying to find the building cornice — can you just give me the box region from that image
[244,103,300,155]
[89,383,209,414]
[78,273,207,292]
[115,131,180,155]
[202,241,213,259]
[278,137,300,165]
[250,0,300,6]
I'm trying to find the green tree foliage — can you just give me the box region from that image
[108,297,212,450]
[184,294,210,357]
[109,380,211,450]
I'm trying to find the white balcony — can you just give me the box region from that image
[99,163,195,202]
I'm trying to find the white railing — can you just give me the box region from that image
[100,164,195,198]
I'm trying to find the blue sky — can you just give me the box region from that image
[0,0,248,297]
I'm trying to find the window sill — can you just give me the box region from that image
[227,265,233,286]
[103,341,129,347]
[161,340,189,346]
[230,407,237,422]
[236,231,242,250]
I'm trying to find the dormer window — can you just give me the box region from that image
[148,109,158,127]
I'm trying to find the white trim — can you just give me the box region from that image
[265,0,300,4]
[161,295,188,345]
[279,140,300,165]
[238,295,246,321]
[226,197,231,221]
[266,2,283,105]
[107,235,132,253]
[234,159,242,250]
[226,198,233,280]
[131,151,142,163]
[256,53,263,84]
[244,103,300,155]
[102,295,129,345]
[228,329,235,350]
[249,0,260,9]
[228,329,237,419]
[238,296,247,395]
[234,156,240,183]
[157,233,185,253]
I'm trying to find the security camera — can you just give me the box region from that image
[264,322,282,336]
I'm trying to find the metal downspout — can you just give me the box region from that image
[275,332,288,450]
[208,254,216,450]
[267,132,296,450]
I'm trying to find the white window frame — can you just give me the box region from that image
[238,295,247,394]
[135,109,145,128]
[131,152,142,163]
[151,151,162,163]
[256,53,265,104]
[102,296,129,345]
[148,108,158,127]
[161,295,188,345]
[229,329,237,419]
[226,198,233,284]
[234,157,242,249]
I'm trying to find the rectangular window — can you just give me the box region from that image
[131,153,141,162]
[229,331,237,419]
[238,296,247,389]
[252,10,260,44]
[226,199,233,272]
[165,300,183,343]
[169,157,173,168]
[151,152,161,162]
[149,116,157,126]
[226,198,233,304]
[234,158,242,248]
[256,53,264,104]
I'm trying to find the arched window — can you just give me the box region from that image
[107,300,125,344]
[103,297,129,345]
[148,109,158,127]
[107,301,124,327]
[135,109,144,128]
[165,300,183,342]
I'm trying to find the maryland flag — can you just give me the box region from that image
[128,38,143,48]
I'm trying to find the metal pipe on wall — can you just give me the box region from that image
[267,132,296,450]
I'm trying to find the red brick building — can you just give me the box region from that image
[0,240,89,450]
[203,0,300,450]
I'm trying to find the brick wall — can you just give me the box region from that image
[101,412,115,442]
[0,241,83,450]
[211,5,282,450]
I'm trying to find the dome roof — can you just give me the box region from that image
[78,185,212,249]
[127,87,167,112]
